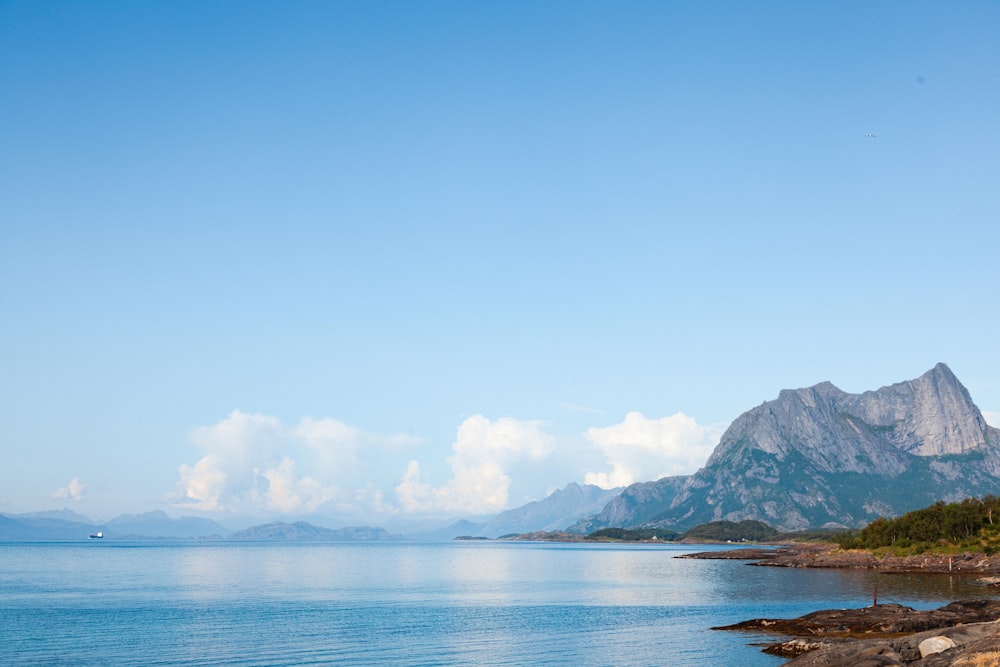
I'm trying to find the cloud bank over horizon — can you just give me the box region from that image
[173,410,423,516]
[171,409,722,518]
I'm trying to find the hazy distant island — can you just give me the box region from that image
[227,521,402,541]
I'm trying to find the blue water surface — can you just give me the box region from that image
[1,540,993,666]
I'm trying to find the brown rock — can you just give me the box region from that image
[717,599,1000,666]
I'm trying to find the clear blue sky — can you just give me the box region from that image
[2,1,998,522]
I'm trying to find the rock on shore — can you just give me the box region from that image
[758,547,1000,574]
[715,599,1000,665]
[681,544,1000,574]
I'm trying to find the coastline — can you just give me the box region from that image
[714,600,1000,665]
[679,543,1000,575]
[692,545,1000,664]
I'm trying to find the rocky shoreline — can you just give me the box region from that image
[683,545,1000,664]
[714,600,1000,665]
[679,544,1000,574]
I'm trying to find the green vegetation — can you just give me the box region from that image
[681,520,778,542]
[772,528,850,543]
[837,496,1000,555]
[586,527,679,542]
[585,520,782,543]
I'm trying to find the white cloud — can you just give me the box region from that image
[394,415,555,515]
[173,408,719,519]
[394,460,437,513]
[53,477,86,502]
[583,411,722,489]
[984,411,1000,428]
[175,410,284,513]
[261,457,335,514]
[173,410,418,515]
[294,417,421,474]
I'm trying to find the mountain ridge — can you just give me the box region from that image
[576,363,1000,532]
[477,482,622,537]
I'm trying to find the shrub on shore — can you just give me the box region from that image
[837,495,1000,555]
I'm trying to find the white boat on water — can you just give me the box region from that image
[88,532,103,539]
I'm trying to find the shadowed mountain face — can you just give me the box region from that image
[568,476,688,535]
[477,483,623,537]
[577,364,1000,532]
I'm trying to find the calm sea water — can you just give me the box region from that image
[1,540,995,666]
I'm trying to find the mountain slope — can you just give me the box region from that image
[567,476,688,534]
[106,510,229,538]
[0,514,102,540]
[477,483,623,537]
[15,508,95,523]
[583,364,1000,532]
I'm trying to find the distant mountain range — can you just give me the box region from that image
[0,510,231,540]
[0,513,402,542]
[106,510,229,538]
[573,363,1000,532]
[477,482,623,537]
[415,483,623,539]
[5,364,997,540]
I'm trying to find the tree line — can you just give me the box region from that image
[837,496,1000,554]
[588,520,777,543]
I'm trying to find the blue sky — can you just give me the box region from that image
[2,1,998,523]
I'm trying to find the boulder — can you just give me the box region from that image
[918,636,956,658]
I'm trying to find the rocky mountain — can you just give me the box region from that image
[0,514,101,540]
[15,508,95,523]
[477,483,623,537]
[576,364,1000,532]
[227,521,401,541]
[409,519,488,540]
[106,510,229,538]
[0,510,230,540]
[569,477,687,534]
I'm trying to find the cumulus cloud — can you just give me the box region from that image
[175,410,283,513]
[173,408,721,519]
[583,412,722,488]
[260,457,335,514]
[53,477,86,502]
[394,415,555,515]
[173,410,418,515]
[176,455,228,512]
[984,411,1000,428]
[294,417,420,474]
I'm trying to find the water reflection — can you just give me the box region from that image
[8,541,998,667]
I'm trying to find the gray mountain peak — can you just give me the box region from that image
[576,364,1000,532]
[706,362,994,476]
